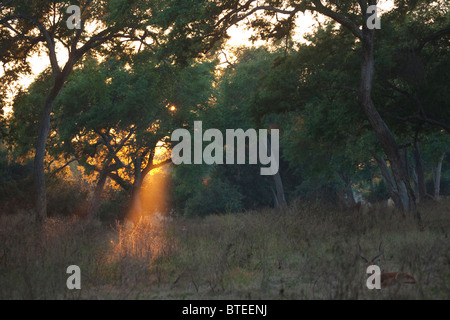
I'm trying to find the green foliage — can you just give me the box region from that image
[364,180,390,203]
[184,177,244,217]
[374,1,450,136]
[169,47,279,215]
[9,52,217,190]
[7,70,53,157]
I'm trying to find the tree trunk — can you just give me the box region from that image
[434,153,445,200]
[33,68,73,222]
[267,136,286,208]
[337,174,356,210]
[359,29,419,220]
[130,158,144,217]
[86,169,109,219]
[271,187,279,208]
[413,141,427,201]
[373,153,402,211]
[411,164,419,201]
[34,86,63,221]
[272,171,287,208]
[129,152,157,218]
[33,99,52,222]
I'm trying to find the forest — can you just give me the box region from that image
[0,0,449,300]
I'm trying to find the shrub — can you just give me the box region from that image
[184,178,244,216]
[365,179,389,203]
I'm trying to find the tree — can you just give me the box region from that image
[54,56,175,218]
[230,39,375,208]
[169,48,278,215]
[421,131,450,200]
[214,47,287,208]
[1,0,175,221]
[162,0,450,219]
[10,51,217,219]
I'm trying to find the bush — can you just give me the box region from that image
[97,189,130,223]
[184,178,244,216]
[0,150,34,214]
[365,179,389,203]
[426,177,450,197]
[0,149,90,218]
[46,177,90,217]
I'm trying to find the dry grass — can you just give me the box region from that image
[0,199,449,300]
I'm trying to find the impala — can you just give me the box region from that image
[358,242,416,292]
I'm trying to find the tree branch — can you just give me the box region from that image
[49,158,78,177]
[0,13,61,76]
[0,0,15,10]
[382,113,450,134]
[107,172,131,191]
[310,0,363,39]
[417,26,450,52]
[98,131,126,168]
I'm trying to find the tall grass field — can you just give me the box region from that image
[0,199,449,300]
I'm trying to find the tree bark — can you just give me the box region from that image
[128,151,173,219]
[128,150,158,218]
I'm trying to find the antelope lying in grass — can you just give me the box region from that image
[358,242,416,293]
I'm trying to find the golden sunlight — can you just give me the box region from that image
[126,141,171,224]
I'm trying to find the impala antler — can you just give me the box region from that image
[358,241,383,265]
[370,241,383,263]
[357,243,369,263]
